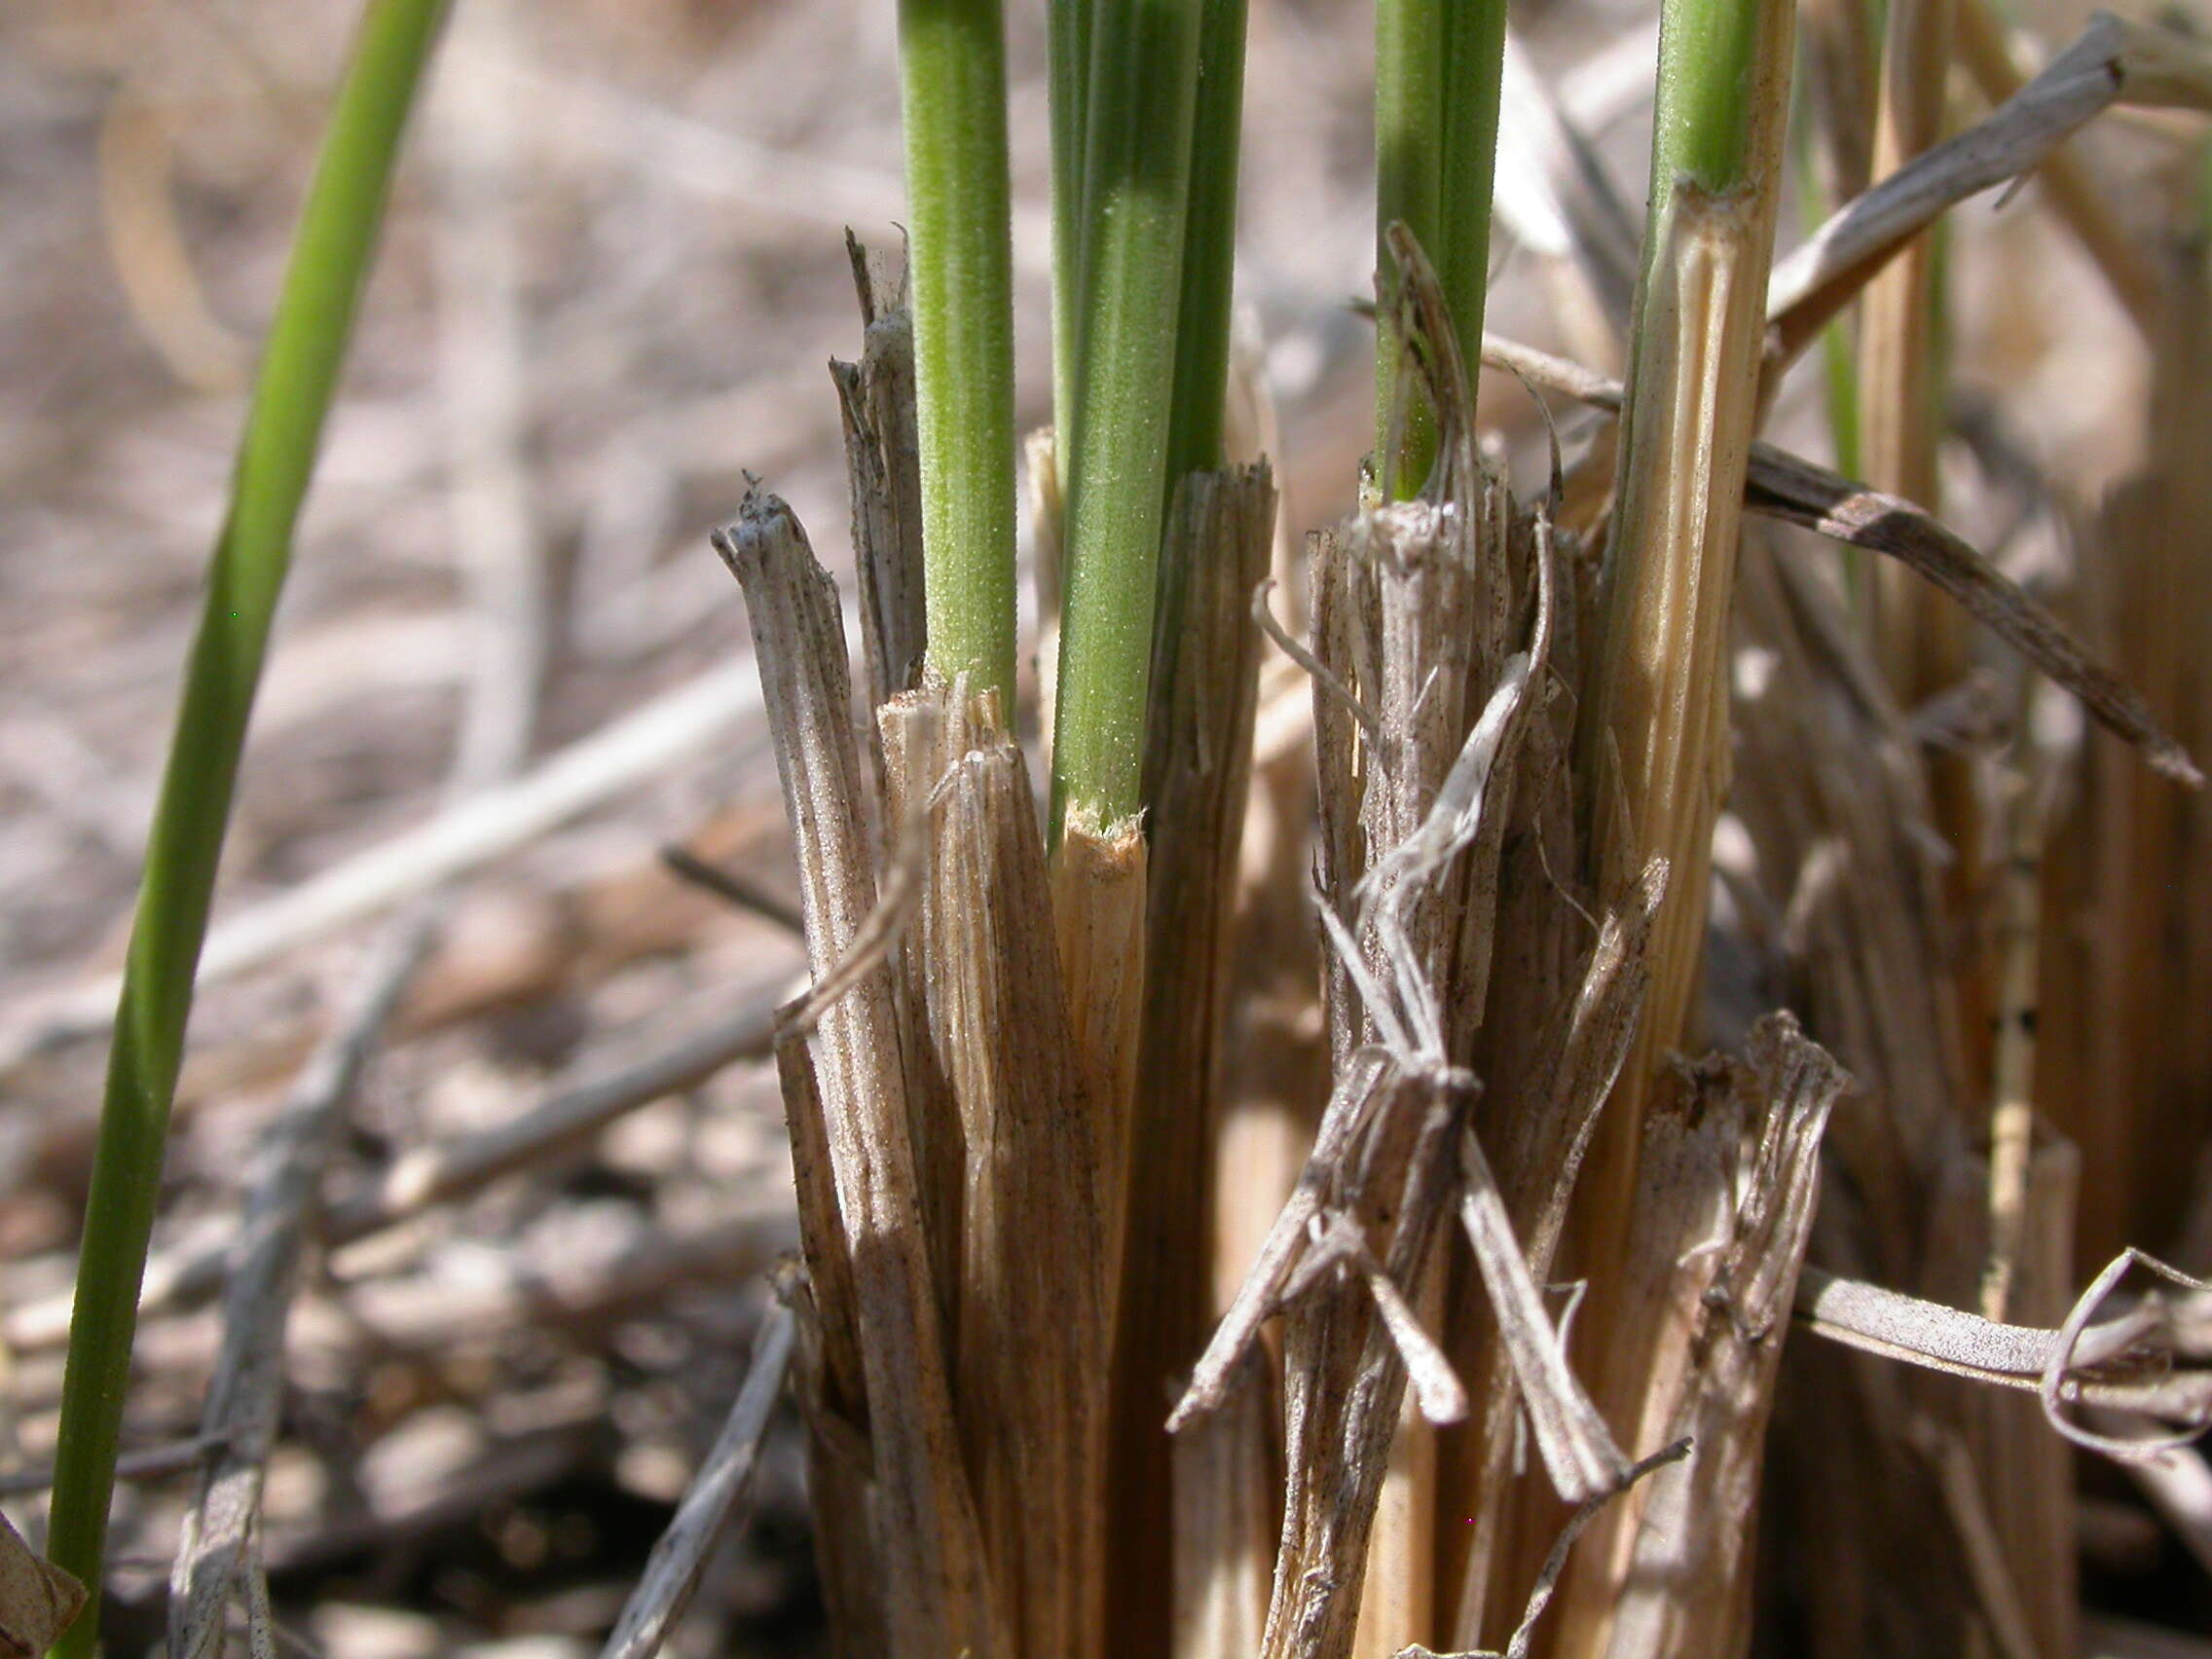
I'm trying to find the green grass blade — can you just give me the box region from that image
[45,3,449,1648]
[1050,0,1203,833]
[901,0,1019,701]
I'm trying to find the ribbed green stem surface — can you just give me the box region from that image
[902,0,1018,699]
[1051,0,1203,832]
[1050,0,1094,492]
[1437,0,1509,371]
[46,5,448,1650]
[1161,0,1249,485]
[1376,0,1445,495]
[1653,0,1767,193]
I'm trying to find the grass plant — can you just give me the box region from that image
[1585,0,1796,1107]
[1565,0,1797,1631]
[43,3,2212,1656]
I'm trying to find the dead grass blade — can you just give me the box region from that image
[1743,447,2201,785]
[1764,11,2212,377]
[167,923,433,1659]
[1794,1257,2212,1439]
[1455,1125,1629,1503]
[1952,0,2163,335]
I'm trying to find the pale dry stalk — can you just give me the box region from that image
[1566,0,1795,1634]
[1050,808,1148,1322]
[1580,113,1792,1183]
[1857,0,1987,1089]
[1603,1014,1849,1658]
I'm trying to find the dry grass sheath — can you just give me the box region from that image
[1107,461,1277,1655]
[718,493,1000,1657]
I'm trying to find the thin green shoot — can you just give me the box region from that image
[1437,0,1510,381]
[1652,0,1769,194]
[901,0,1019,701]
[1161,0,1250,487]
[1050,0,1094,500]
[45,3,450,1651]
[1789,73,1866,602]
[1375,0,1445,496]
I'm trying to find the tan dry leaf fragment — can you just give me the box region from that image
[0,1510,85,1659]
[831,232,926,714]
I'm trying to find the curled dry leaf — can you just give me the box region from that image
[1795,1252,2212,1453]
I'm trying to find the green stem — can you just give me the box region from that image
[1051,0,1203,832]
[1050,0,1093,494]
[1652,0,1769,194]
[901,0,1018,700]
[1437,0,1509,371]
[1376,0,1445,496]
[46,4,448,1650]
[1161,0,1249,485]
